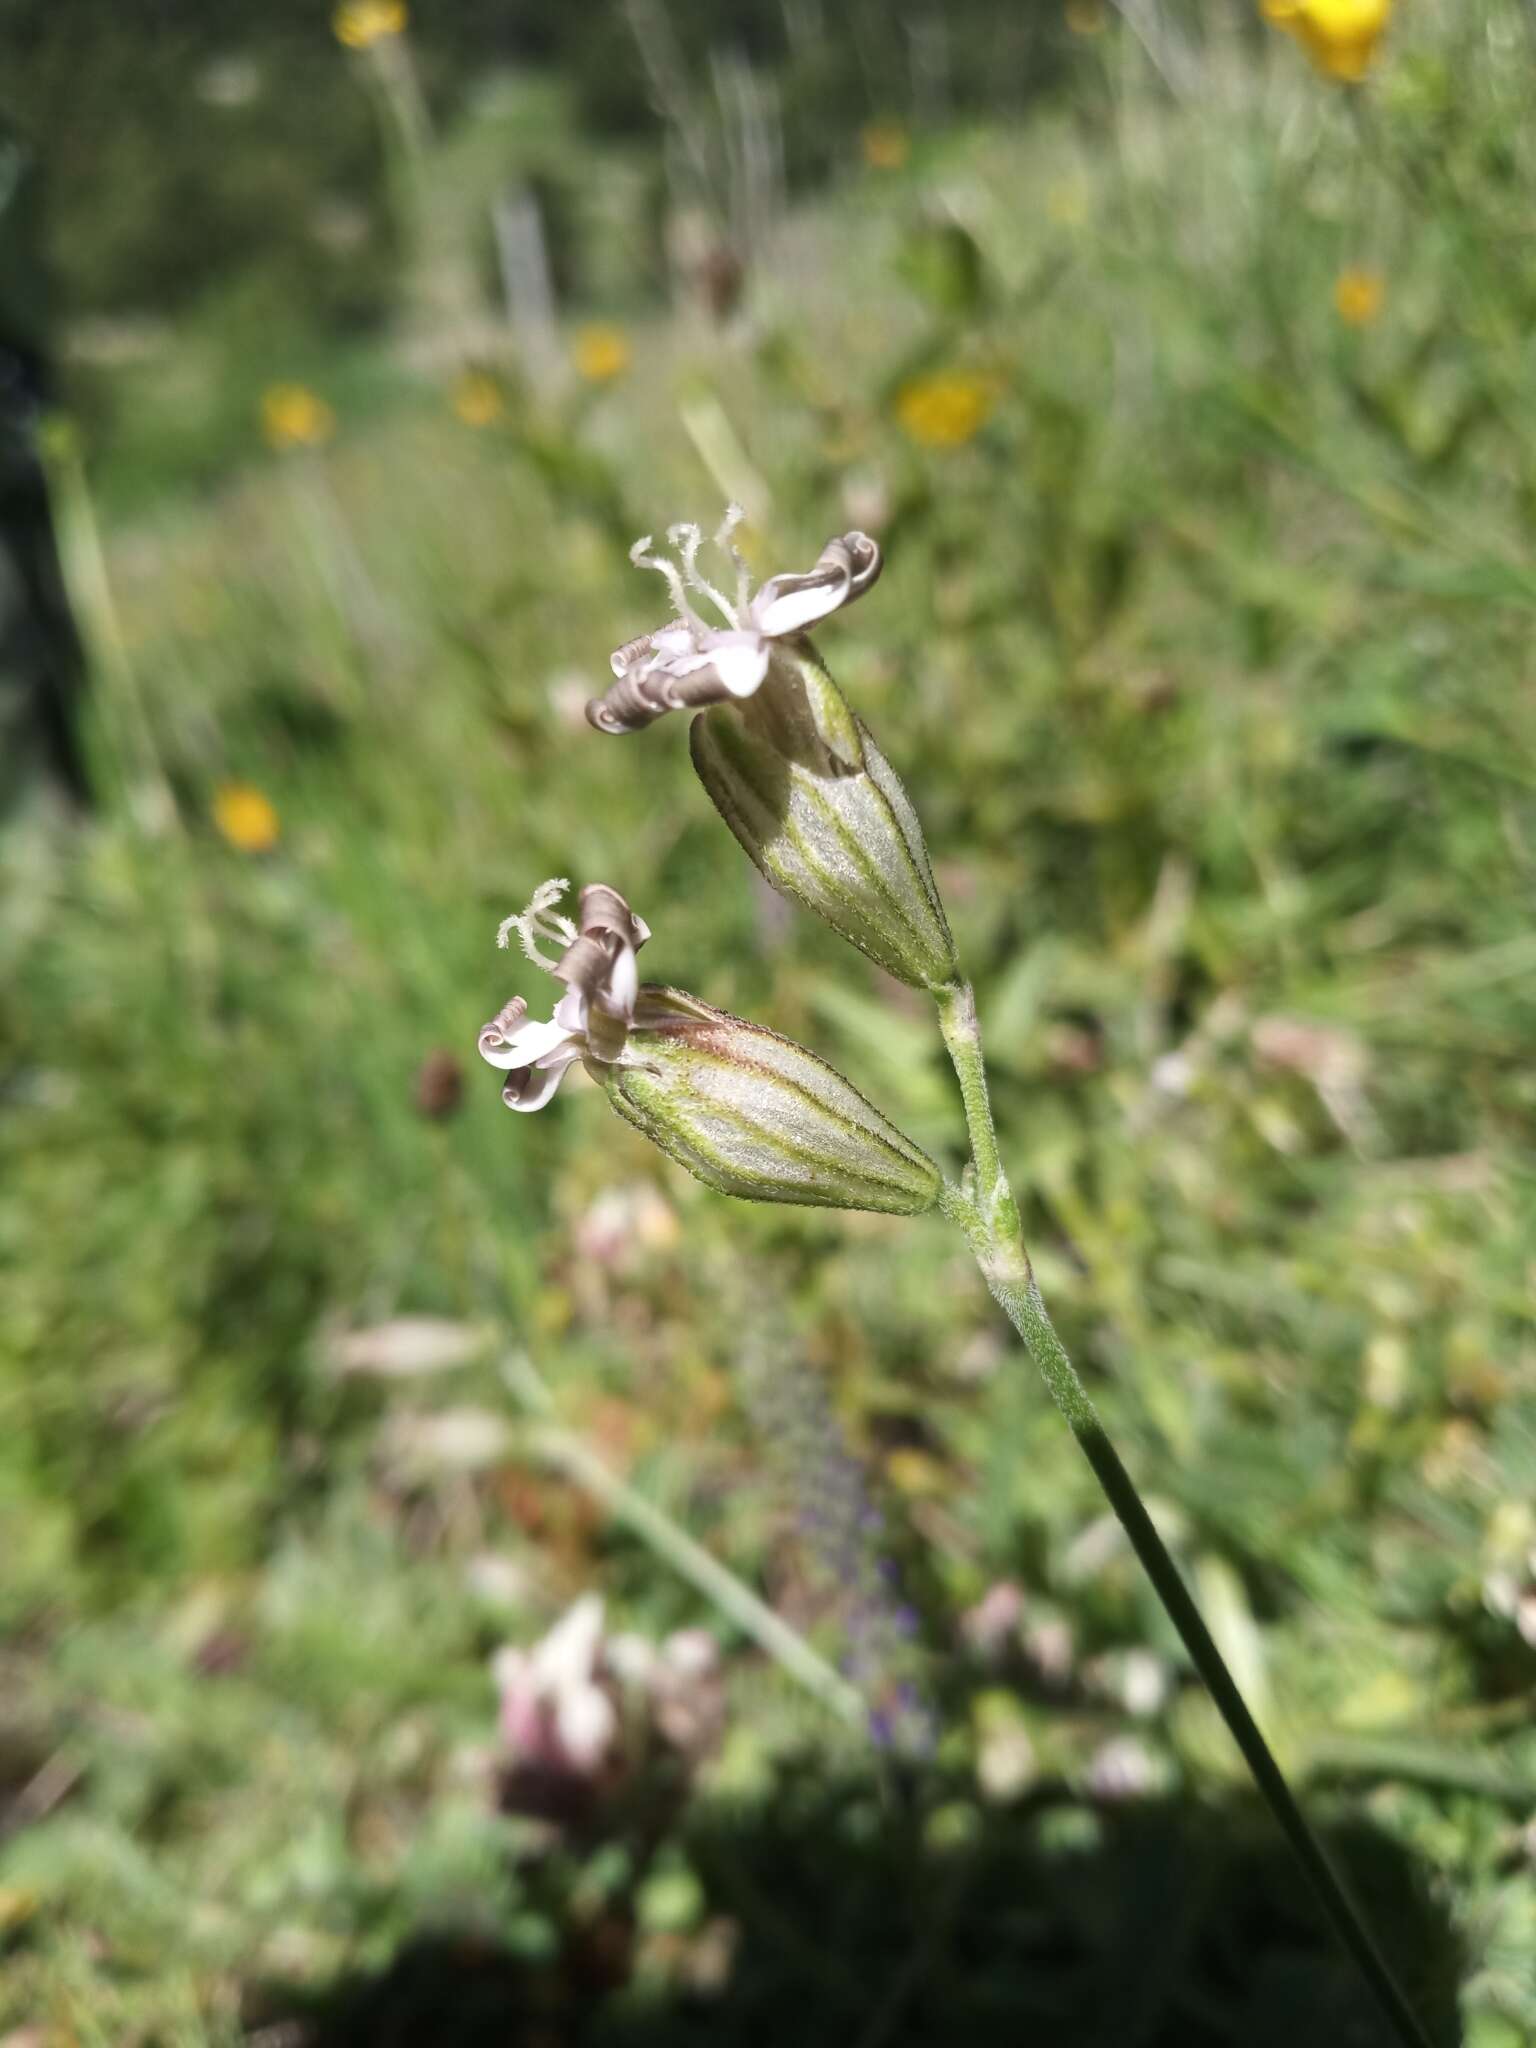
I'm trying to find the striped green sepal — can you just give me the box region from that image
[689,644,958,992]
[600,988,942,1214]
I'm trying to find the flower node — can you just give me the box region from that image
[479,881,650,1111]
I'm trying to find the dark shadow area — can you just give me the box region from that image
[254,1773,1463,2048]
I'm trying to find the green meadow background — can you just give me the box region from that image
[2,2,1535,2040]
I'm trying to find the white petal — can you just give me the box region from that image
[501,1049,581,1112]
[751,568,850,638]
[701,630,771,697]
[553,985,589,1033]
[612,622,695,680]
[605,1632,659,1685]
[478,1013,579,1073]
[662,1628,719,1680]
[603,942,639,1020]
[533,1592,606,1690]
[654,644,720,680]
[556,1682,618,1772]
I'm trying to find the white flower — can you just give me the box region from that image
[494,1592,619,1776]
[493,1600,726,1828]
[477,879,650,1112]
[474,881,940,1217]
[586,507,882,735]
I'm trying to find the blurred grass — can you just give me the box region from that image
[4,5,1536,2041]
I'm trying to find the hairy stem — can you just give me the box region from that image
[936,980,1006,1214]
[936,983,1434,2048]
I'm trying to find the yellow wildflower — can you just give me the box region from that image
[213,783,280,854]
[572,324,631,383]
[451,370,505,427]
[895,371,994,450]
[886,1448,947,1497]
[1333,266,1385,327]
[0,1888,38,1934]
[333,0,407,49]
[1262,0,1391,83]
[1065,0,1108,33]
[861,121,910,172]
[260,384,335,451]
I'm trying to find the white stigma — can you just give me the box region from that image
[498,877,577,968]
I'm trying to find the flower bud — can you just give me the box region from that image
[689,645,958,991]
[598,989,941,1215]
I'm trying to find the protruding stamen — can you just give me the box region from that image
[498,877,578,967]
[716,502,754,617]
[628,533,701,627]
[669,520,737,628]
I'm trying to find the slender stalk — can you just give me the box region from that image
[39,413,176,829]
[936,981,1434,2048]
[936,981,1005,1211]
[501,1353,865,1729]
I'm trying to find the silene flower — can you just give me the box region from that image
[1262,0,1391,83]
[493,1595,724,1825]
[495,1593,618,1782]
[585,509,881,737]
[583,514,957,992]
[476,878,941,1213]
[479,879,650,1112]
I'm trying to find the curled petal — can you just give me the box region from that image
[750,531,883,638]
[548,882,652,1039]
[555,930,621,994]
[592,524,879,734]
[577,884,650,955]
[600,942,638,1031]
[553,932,631,1042]
[478,1009,580,1073]
[501,1045,583,1112]
[610,621,695,680]
[478,994,528,1053]
[586,647,765,734]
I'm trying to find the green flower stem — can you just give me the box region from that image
[40,414,175,827]
[936,982,1005,1213]
[936,980,1434,2048]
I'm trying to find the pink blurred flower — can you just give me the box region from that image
[959,1581,1026,1658]
[494,1593,619,1780]
[493,1597,724,1827]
